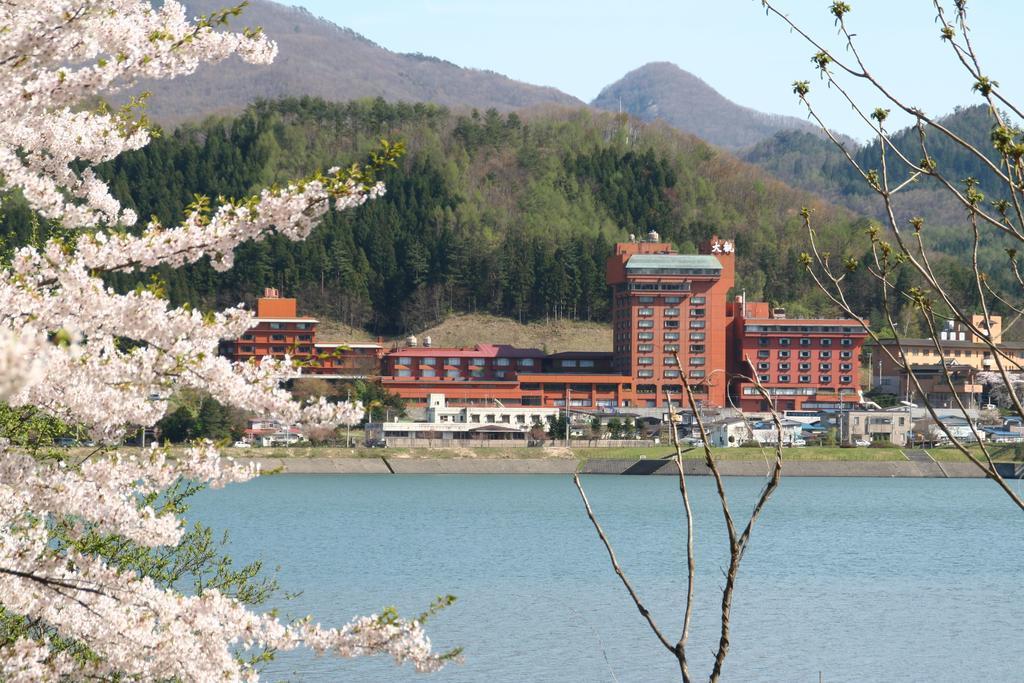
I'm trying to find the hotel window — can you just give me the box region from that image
[580,359,595,368]
[778,374,791,383]
[664,356,678,365]
[638,320,654,329]
[397,369,412,377]
[467,357,484,367]
[396,357,412,365]
[759,374,770,383]
[820,350,832,359]
[799,375,811,383]
[664,308,680,317]
[799,350,811,359]
[690,344,705,353]
[690,332,706,341]
[272,346,285,353]
[665,296,681,304]
[638,369,654,378]
[799,338,811,346]
[840,338,853,346]
[690,357,705,366]
[296,323,309,330]
[638,332,654,340]
[840,375,853,383]
[638,307,655,316]
[691,296,706,305]
[496,358,511,367]
[778,350,791,358]
[757,362,770,371]
[241,345,253,353]
[759,337,770,346]
[422,357,437,366]
[664,320,680,329]
[690,309,706,319]
[638,296,655,304]
[298,334,312,341]
[778,362,791,371]
[819,363,832,371]
[447,357,462,365]
[471,369,485,377]
[520,358,535,367]
[269,323,282,330]
[242,334,254,341]
[799,362,811,371]
[422,369,437,377]
[821,338,832,346]
[638,344,654,352]
[664,332,680,341]
[446,369,461,378]
[689,370,706,378]
[664,344,680,352]
[690,320,706,329]
[840,351,853,359]
[298,346,311,353]
[779,338,791,346]
[840,363,853,371]
[561,360,578,368]
[820,376,832,384]
[758,350,770,359]
[638,357,654,366]
[271,334,285,341]
[664,369,681,378]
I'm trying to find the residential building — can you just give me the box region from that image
[841,408,913,447]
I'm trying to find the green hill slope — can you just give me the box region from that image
[2,97,886,334]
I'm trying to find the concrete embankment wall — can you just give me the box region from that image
[237,457,1024,478]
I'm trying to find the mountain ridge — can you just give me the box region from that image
[129,0,583,126]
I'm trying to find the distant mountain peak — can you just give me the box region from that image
[128,0,582,127]
[591,61,821,150]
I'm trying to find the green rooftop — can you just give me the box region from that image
[625,254,722,275]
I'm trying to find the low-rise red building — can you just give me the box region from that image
[221,288,383,378]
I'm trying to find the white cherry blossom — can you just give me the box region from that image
[0,1,447,679]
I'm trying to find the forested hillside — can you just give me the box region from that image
[2,97,969,335]
[743,104,1018,306]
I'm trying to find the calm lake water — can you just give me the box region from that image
[189,474,1024,682]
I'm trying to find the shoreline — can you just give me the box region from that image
[234,456,1024,478]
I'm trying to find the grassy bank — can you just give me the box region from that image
[208,444,910,462]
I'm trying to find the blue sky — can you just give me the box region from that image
[289,0,1021,141]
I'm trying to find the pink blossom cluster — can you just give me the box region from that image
[0,1,447,679]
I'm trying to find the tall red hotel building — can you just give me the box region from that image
[224,236,868,412]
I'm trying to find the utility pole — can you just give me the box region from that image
[566,385,571,448]
[346,387,351,447]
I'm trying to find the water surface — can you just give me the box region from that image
[189,475,1024,682]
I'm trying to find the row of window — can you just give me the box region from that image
[635,295,706,306]
[261,322,312,330]
[757,362,854,372]
[756,375,854,384]
[757,349,853,359]
[241,333,313,342]
[392,357,534,367]
[636,369,706,379]
[636,307,705,318]
[758,337,854,347]
[394,369,512,379]
[239,345,311,354]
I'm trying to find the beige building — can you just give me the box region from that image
[841,409,913,447]
[871,315,1021,406]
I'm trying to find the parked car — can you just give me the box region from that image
[853,438,871,447]
[231,441,252,449]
